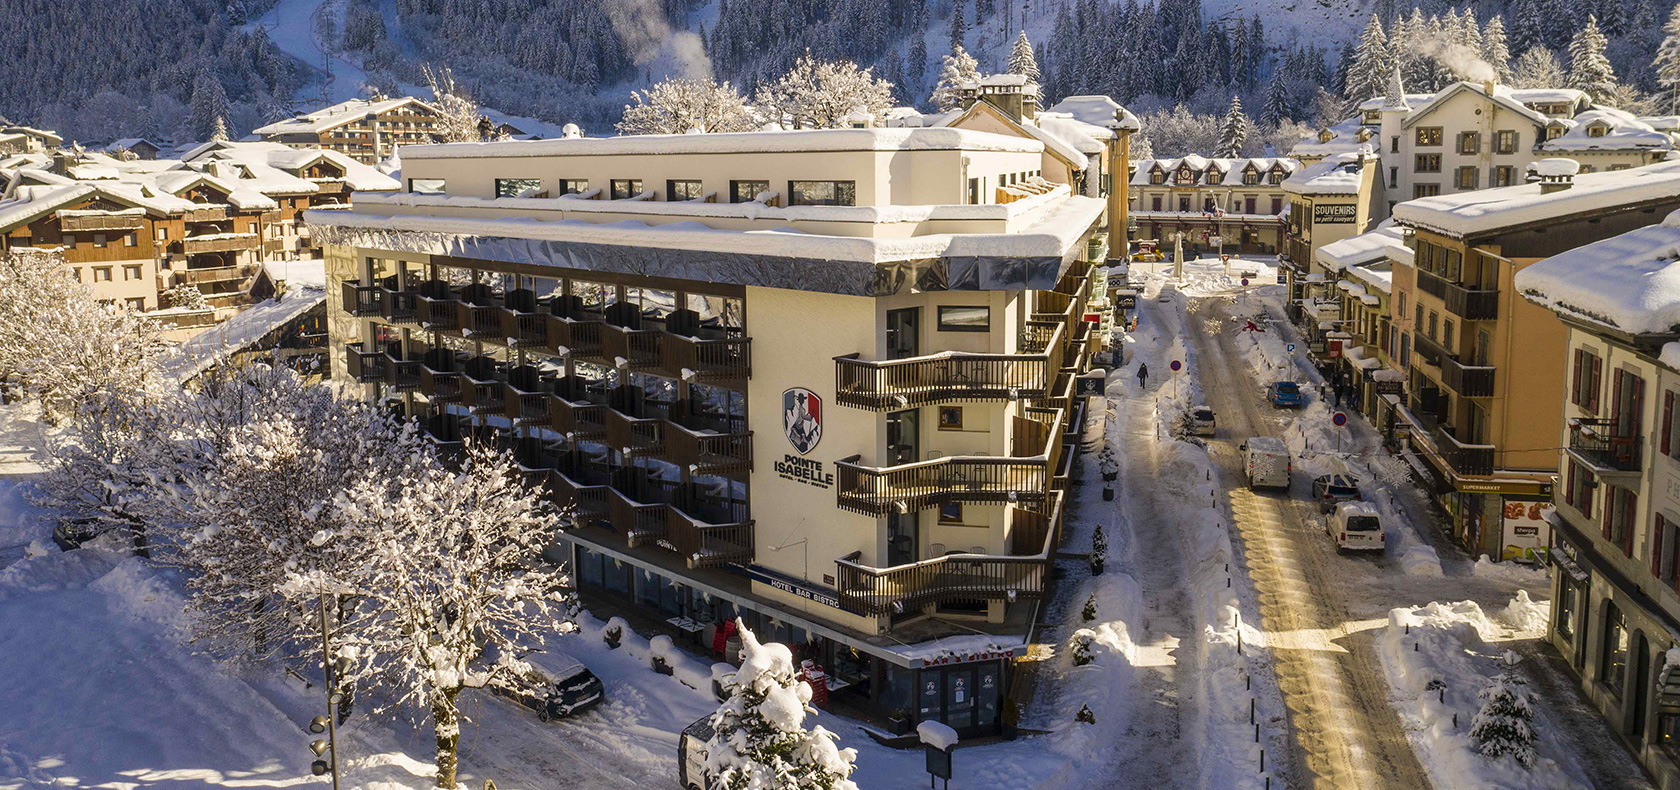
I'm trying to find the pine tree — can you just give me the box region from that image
[1482,16,1514,83]
[1511,0,1548,62]
[1343,16,1391,113]
[1566,15,1617,103]
[930,44,980,111]
[208,114,229,142]
[1598,0,1628,37]
[909,33,929,91]
[1218,95,1250,157]
[1512,47,1565,88]
[705,623,861,790]
[189,70,229,142]
[1653,2,1680,112]
[1261,75,1291,125]
[950,0,968,53]
[1008,30,1041,81]
[1470,671,1538,768]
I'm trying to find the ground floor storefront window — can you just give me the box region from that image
[1603,600,1630,698]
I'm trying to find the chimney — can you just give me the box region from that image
[1527,158,1580,194]
[1482,78,1497,97]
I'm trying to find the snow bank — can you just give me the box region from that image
[917,720,959,750]
[87,557,188,632]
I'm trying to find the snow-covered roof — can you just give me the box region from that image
[178,141,399,193]
[253,96,437,136]
[938,102,1088,169]
[1402,81,1552,129]
[1393,159,1680,238]
[1280,152,1367,195]
[1315,221,1411,275]
[1506,88,1589,106]
[1538,108,1675,152]
[1515,208,1680,334]
[1,126,63,144]
[1132,156,1298,187]
[1034,112,1113,153]
[1355,94,1437,113]
[1045,95,1140,131]
[0,180,200,233]
[163,283,327,381]
[405,127,1045,160]
[1289,118,1374,158]
[102,138,159,153]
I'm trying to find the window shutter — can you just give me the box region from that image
[1592,355,1603,414]
[1572,349,1583,405]
[1603,485,1614,540]
[1565,462,1576,506]
[1626,492,1638,557]
[1611,367,1623,425]
[1632,377,1646,435]
[1664,391,1674,456]
[1654,514,1665,577]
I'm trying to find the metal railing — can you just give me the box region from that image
[1429,425,1495,477]
[344,342,385,382]
[835,344,1057,411]
[1441,355,1496,398]
[1569,419,1643,472]
[834,454,1050,517]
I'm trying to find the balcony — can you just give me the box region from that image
[415,281,458,330]
[504,365,551,427]
[664,419,752,477]
[548,314,606,359]
[548,377,608,439]
[457,283,502,338]
[618,488,754,569]
[461,356,507,415]
[1429,425,1495,477]
[423,412,466,453]
[181,206,229,223]
[665,334,751,384]
[182,233,260,255]
[1440,356,1496,398]
[419,349,466,403]
[382,347,422,391]
[605,396,669,457]
[603,323,664,369]
[834,408,1062,517]
[1568,418,1643,473]
[380,281,417,323]
[344,342,385,382]
[835,333,1060,411]
[175,264,255,286]
[834,491,1063,616]
[57,211,144,232]
[501,289,548,347]
[550,461,610,516]
[1419,271,1498,321]
[343,280,381,317]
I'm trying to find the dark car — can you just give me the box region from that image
[51,517,115,551]
[1266,381,1305,408]
[1312,473,1363,513]
[491,659,605,722]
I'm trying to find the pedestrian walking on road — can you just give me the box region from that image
[1137,362,1149,390]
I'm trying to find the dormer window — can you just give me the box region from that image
[1319,129,1335,143]
[1207,169,1223,185]
[1149,169,1166,185]
[1175,168,1195,185]
[1587,123,1609,138]
[1268,169,1285,184]
[1243,169,1260,186]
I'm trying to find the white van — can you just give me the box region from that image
[1327,501,1386,552]
[679,717,715,790]
[1239,436,1291,489]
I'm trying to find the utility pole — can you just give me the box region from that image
[308,594,343,790]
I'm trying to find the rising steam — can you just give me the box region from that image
[1409,39,1498,84]
[604,0,714,81]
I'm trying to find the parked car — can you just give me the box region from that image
[1311,473,1363,513]
[1266,381,1305,408]
[51,517,115,551]
[1326,501,1386,553]
[490,656,605,722]
[1184,406,1217,436]
[1239,436,1291,489]
[679,716,716,790]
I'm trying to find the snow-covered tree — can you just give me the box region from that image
[1482,16,1514,84]
[0,249,165,412]
[320,439,574,788]
[618,77,758,135]
[950,0,968,53]
[1007,30,1040,82]
[160,284,210,311]
[208,114,230,142]
[1512,47,1565,88]
[189,70,230,142]
[1566,16,1618,103]
[1217,95,1250,157]
[704,622,860,790]
[1261,75,1291,125]
[421,64,480,143]
[1470,670,1538,768]
[755,52,896,129]
[37,388,172,555]
[929,45,981,112]
[1653,3,1680,112]
[1343,16,1391,113]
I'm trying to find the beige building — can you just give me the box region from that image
[1313,224,1411,423]
[1128,155,1296,256]
[254,96,443,164]
[1388,160,1680,558]
[308,126,1106,738]
[1279,151,1385,337]
[1516,216,1680,787]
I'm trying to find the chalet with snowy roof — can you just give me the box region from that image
[0,126,62,156]
[1515,208,1680,787]
[254,96,442,165]
[1387,159,1680,561]
[308,126,1113,738]
[100,138,162,160]
[1127,155,1297,255]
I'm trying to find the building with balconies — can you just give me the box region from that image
[254,96,443,165]
[1514,208,1680,788]
[308,126,1109,738]
[1388,158,1680,559]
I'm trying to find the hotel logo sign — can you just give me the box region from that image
[782,387,822,454]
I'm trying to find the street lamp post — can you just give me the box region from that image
[308,594,343,790]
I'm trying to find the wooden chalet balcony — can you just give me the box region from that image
[342,280,381,316]
[456,283,502,338]
[415,280,458,330]
[503,365,552,427]
[605,395,670,456]
[834,490,1064,616]
[626,495,754,569]
[550,462,610,516]
[57,212,144,232]
[664,419,752,477]
[835,407,1064,516]
[380,281,417,322]
[176,264,256,286]
[344,342,385,383]
[1440,355,1496,398]
[419,349,466,403]
[835,325,1063,411]
[501,289,548,347]
[549,314,606,358]
[181,206,228,223]
[1418,271,1498,321]
[461,356,506,415]
[182,233,259,255]
[310,180,351,196]
[1568,418,1643,473]
[665,334,751,384]
[548,377,608,439]
[381,347,422,391]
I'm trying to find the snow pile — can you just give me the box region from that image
[1502,590,1551,634]
[917,720,959,750]
[1540,108,1672,152]
[87,556,187,632]
[1513,207,1680,333]
[1281,152,1368,195]
[1378,600,1593,790]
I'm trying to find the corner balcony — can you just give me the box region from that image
[342,280,381,317]
[1440,356,1496,398]
[834,407,1064,516]
[344,341,385,383]
[1426,425,1495,477]
[1567,418,1643,476]
[620,489,754,569]
[834,490,1063,616]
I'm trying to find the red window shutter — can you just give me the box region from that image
[1654,514,1665,577]
[1603,485,1614,540]
[1664,391,1674,456]
[1572,349,1583,406]
[1626,492,1638,557]
[1611,368,1624,425]
[1566,463,1576,506]
[1633,378,1647,434]
[1592,355,1603,414]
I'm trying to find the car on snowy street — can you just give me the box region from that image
[1184,406,1217,436]
[1266,381,1305,408]
[1239,437,1291,489]
[489,657,606,722]
[1326,501,1385,553]
[679,716,717,790]
[1311,473,1363,513]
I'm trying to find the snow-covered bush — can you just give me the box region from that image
[1090,525,1108,575]
[617,77,758,135]
[1082,594,1098,622]
[755,51,894,130]
[604,616,626,648]
[705,621,860,790]
[1470,668,1537,768]
[1069,629,1097,667]
[160,284,209,310]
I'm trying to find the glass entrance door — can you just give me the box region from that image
[886,409,919,465]
[887,308,920,359]
[944,668,975,730]
[887,512,919,566]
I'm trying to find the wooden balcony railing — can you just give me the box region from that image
[1419,271,1498,321]
[461,357,506,415]
[344,342,384,382]
[665,335,751,384]
[605,405,666,456]
[549,392,608,440]
[380,285,417,323]
[835,490,1063,616]
[834,455,1049,517]
[603,323,664,368]
[458,285,503,338]
[504,366,551,427]
[548,316,606,358]
[1428,426,1495,477]
[416,281,457,330]
[182,234,260,255]
[1441,355,1496,398]
[57,212,144,231]
[175,264,256,286]
[419,349,465,403]
[343,280,380,317]
[382,349,421,391]
[835,346,1057,411]
[550,465,609,516]
[501,289,548,347]
[1569,418,1643,472]
[664,421,752,477]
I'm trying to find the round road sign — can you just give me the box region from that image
[1286,343,1297,353]
[1169,360,1183,372]
[1332,411,1348,426]
[1241,278,1249,286]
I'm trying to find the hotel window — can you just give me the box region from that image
[1268,170,1285,184]
[667,179,704,201]
[1610,163,1633,171]
[1413,183,1440,198]
[1572,348,1603,414]
[125,297,145,311]
[730,180,770,204]
[1389,166,1398,185]
[1390,135,1399,153]
[1456,132,1480,154]
[938,501,963,523]
[1601,600,1629,696]
[1178,195,1191,211]
[494,178,542,198]
[1207,169,1223,185]
[123,264,142,280]
[156,227,169,241]
[937,305,990,332]
[408,178,445,194]
[1414,154,1441,173]
[1579,164,1597,173]
[610,179,644,199]
[1427,310,1438,340]
[1151,196,1162,211]
[94,266,112,282]
[558,179,589,195]
[1547,126,1565,140]
[938,406,964,430]
[93,233,107,248]
[60,234,75,248]
[1604,485,1637,557]
[1415,127,1443,146]
[1492,166,1515,187]
[1495,130,1519,154]
[1656,514,1680,587]
[1454,166,1479,190]
[788,180,855,206]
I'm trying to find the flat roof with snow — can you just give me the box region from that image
[403,127,1045,160]
[1515,208,1680,334]
[1393,160,1680,239]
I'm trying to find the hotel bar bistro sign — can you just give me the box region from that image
[778,387,834,488]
